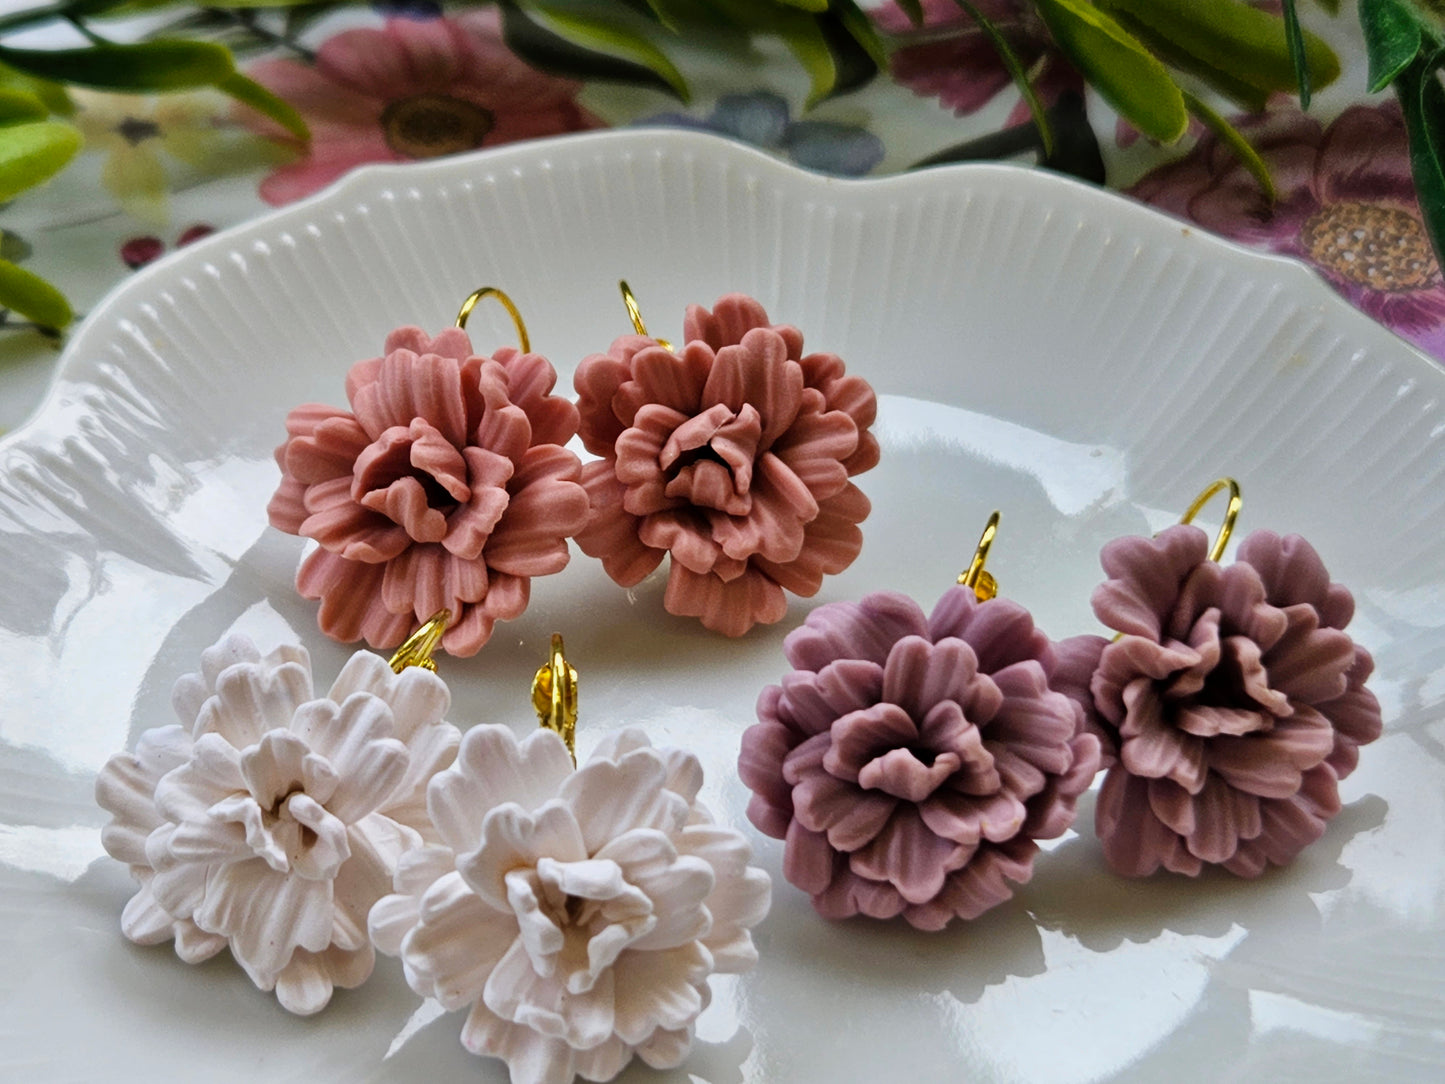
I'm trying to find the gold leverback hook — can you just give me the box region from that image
[618,280,673,351]
[1179,477,1241,563]
[388,609,451,673]
[532,633,578,764]
[957,511,1001,602]
[455,286,531,353]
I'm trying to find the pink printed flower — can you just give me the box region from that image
[1086,525,1383,878]
[739,588,1101,929]
[573,294,879,637]
[243,12,603,205]
[268,325,588,657]
[874,0,1082,127]
[1130,102,1445,360]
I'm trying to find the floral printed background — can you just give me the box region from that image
[0,0,1437,433]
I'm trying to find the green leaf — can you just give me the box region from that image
[1094,0,1340,95]
[1361,0,1425,92]
[833,0,889,75]
[503,2,689,100]
[0,258,72,330]
[217,71,308,140]
[0,63,71,115]
[0,88,47,125]
[0,120,80,201]
[1035,0,1189,143]
[1282,0,1312,107]
[774,0,829,11]
[1105,10,1270,110]
[776,13,837,106]
[1394,50,1445,270]
[0,41,235,91]
[953,0,1054,156]
[1183,90,1275,203]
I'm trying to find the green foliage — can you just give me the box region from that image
[1361,0,1445,266]
[1182,89,1275,202]
[953,0,1054,155]
[1035,0,1189,143]
[0,257,72,330]
[1092,0,1339,97]
[0,119,80,200]
[0,40,236,89]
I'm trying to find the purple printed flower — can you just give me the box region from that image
[739,588,1100,929]
[1086,525,1383,878]
[1130,102,1445,360]
[874,0,1082,127]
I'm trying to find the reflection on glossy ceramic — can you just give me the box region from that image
[1,130,1442,1082]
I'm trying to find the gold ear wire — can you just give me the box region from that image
[455,286,530,352]
[388,609,451,673]
[618,280,673,351]
[957,511,1001,602]
[532,633,578,764]
[1179,477,1242,563]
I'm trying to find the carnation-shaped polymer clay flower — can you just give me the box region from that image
[739,588,1100,930]
[269,325,589,656]
[95,634,460,1014]
[573,294,879,636]
[370,724,771,1084]
[1087,525,1383,877]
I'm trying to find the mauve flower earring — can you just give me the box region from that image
[94,610,461,1014]
[268,287,589,658]
[1075,478,1383,878]
[738,514,1102,930]
[369,631,772,1084]
[572,282,879,637]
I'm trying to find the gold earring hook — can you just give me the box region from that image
[455,286,531,353]
[957,511,1001,602]
[618,280,673,351]
[388,609,451,673]
[1179,477,1242,563]
[532,633,578,764]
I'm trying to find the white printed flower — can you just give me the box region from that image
[95,633,460,1014]
[370,725,771,1084]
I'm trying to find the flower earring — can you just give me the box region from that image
[369,631,772,1084]
[1073,478,1383,879]
[268,287,589,657]
[571,282,880,637]
[94,611,461,1014]
[738,514,1102,930]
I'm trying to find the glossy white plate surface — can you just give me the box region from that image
[2,130,1442,1083]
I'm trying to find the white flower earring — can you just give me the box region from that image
[369,633,773,1084]
[95,610,460,1014]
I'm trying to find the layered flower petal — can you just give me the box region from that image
[373,724,769,1082]
[574,294,877,635]
[269,324,586,655]
[740,586,1097,928]
[95,633,460,1013]
[1085,525,1382,876]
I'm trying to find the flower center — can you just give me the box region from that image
[115,116,160,146]
[380,94,494,159]
[1300,201,1440,292]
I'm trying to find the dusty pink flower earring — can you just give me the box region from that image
[370,633,772,1084]
[268,287,589,658]
[94,612,462,1014]
[572,282,879,637]
[738,513,1102,930]
[1075,479,1383,878]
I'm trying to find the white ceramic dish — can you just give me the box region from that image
[1,129,1442,1083]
